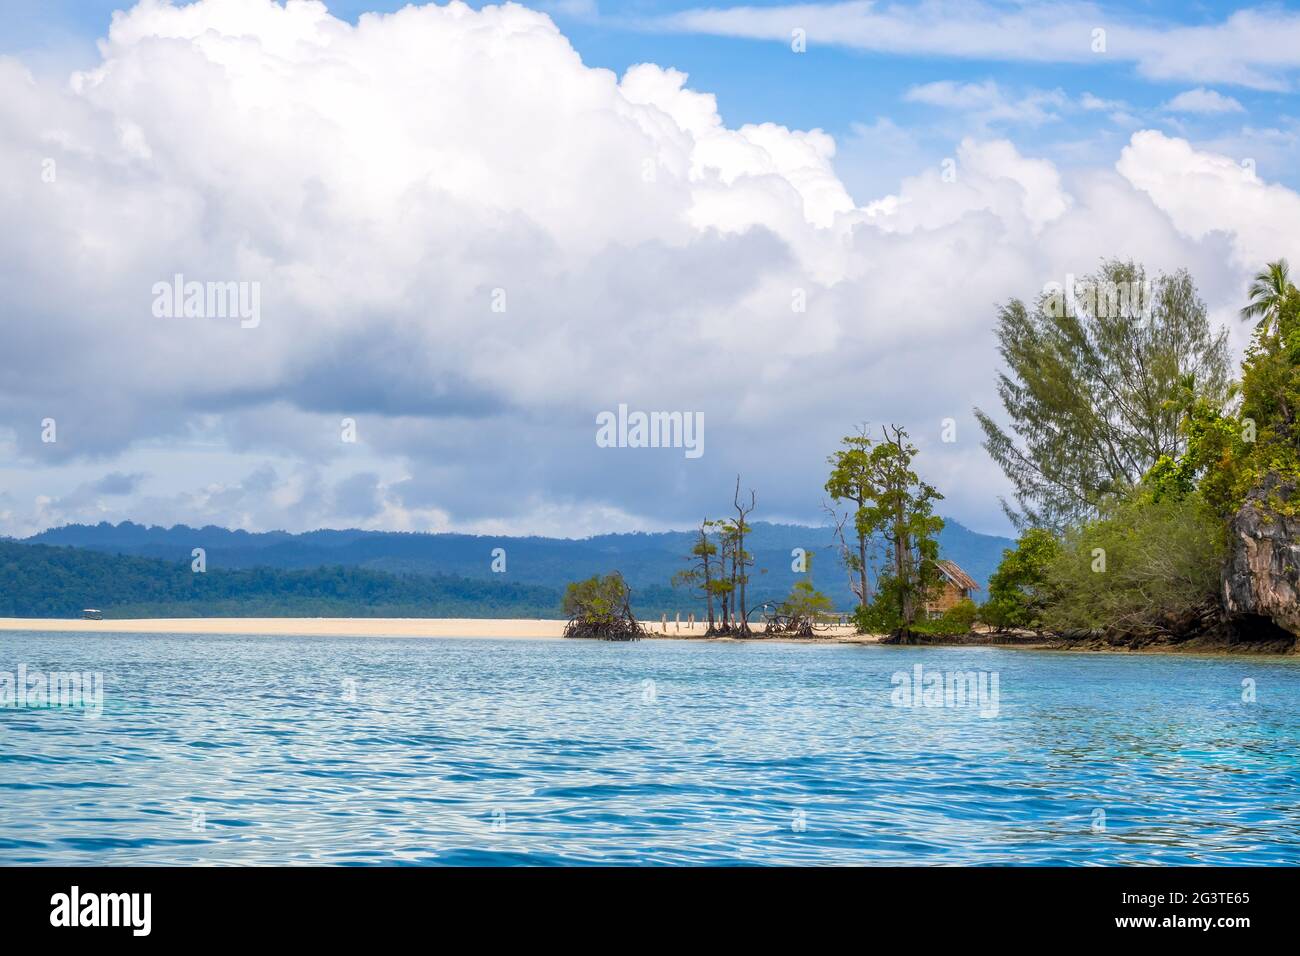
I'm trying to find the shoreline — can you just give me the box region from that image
[0,617,1294,656]
[0,616,871,646]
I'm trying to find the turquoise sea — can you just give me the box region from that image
[0,631,1296,865]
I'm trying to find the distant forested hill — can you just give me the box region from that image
[20,519,1013,615]
[0,540,568,619]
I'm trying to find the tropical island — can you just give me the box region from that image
[572,257,1300,655]
[4,257,1300,656]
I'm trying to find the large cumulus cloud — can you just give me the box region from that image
[0,0,1295,537]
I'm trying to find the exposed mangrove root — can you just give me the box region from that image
[563,617,644,641]
[762,616,815,638]
[879,628,922,645]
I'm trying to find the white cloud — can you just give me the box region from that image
[906,80,1005,111]
[1116,131,1300,272]
[2,1,1298,539]
[859,137,1073,236]
[904,80,1066,125]
[1162,88,1246,114]
[621,62,856,230]
[1079,92,1123,111]
[660,1,1300,90]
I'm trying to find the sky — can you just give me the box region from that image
[1,0,1299,540]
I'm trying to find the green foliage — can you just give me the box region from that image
[849,587,901,635]
[1149,268,1300,519]
[35,517,1010,619]
[849,573,919,634]
[1041,489,1225,632]
[944,598,978,630]
[776,579,834,623]
[677,510,753,631]
[1144,391,1242,512]
[561,573,633,625]
[825,428,875,610]
[1228,280,1300,514]
[975,255,1300,639]
[828,425,943,632]
[1240,259,1293,336]
[870,428,945,629]
[914,599,978,635]
[672,521,722,624]
[978,527,1061,630]
[854,587,978,636]
[975,260,1231,531]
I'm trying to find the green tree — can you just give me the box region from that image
[562,572,642,639]
[711,518,739,631]
[1145,392,1243,516]
[975,260,1231,531]
[1150,265,1300,519]
[1233,289,1300,514]
[710,574,736,631]
[1240,259,1293,337]
[979,527,1061,631]
[824,426,877,613]
[850,425,945,633]
[562,573,632,626]
[672,519,722,633]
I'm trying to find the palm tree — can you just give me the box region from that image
[1240,259,1294,337]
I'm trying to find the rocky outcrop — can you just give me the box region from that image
[1222,475,1300,648]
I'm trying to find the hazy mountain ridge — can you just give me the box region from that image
[23,519,1014,614]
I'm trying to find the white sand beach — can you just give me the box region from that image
[0,617,867,641]
[0,617,568,639]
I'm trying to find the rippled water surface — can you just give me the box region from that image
[1,631,1297,865]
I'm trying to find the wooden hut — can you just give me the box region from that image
[924,561,979,618]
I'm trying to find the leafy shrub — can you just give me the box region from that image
[561,573,633,625]
[849,578,903,634]
[978,528,1060,631]
[776,580,834,624]
[913,599,978,635]
[1042,489,1224,632]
